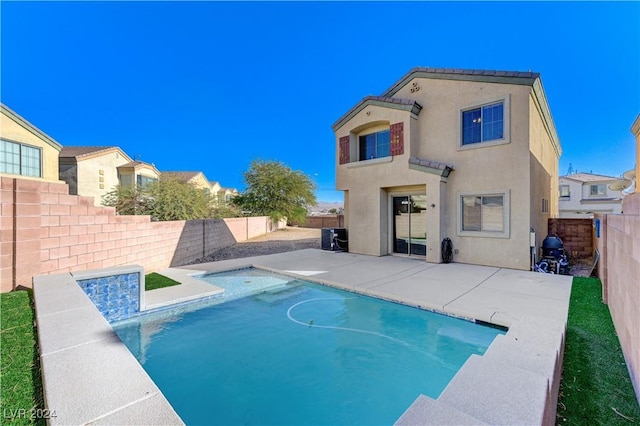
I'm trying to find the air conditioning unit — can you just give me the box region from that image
[321,228,348,252]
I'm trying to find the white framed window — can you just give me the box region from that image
[458,190,510,238]
[0,139,42,177]
[590,184,606,196]
[559,185,570,198]
[459,95,510,150]
[359,129,390,161]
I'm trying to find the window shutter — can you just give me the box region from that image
[390,122,404,156]
[339,136,350,164]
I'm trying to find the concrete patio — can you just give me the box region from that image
[33,248,572,425]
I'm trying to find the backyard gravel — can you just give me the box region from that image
[189,226,321,264]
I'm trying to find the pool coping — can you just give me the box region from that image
[32,250,572,425]
[32,267,184,425]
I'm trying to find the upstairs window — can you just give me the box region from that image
[0,139,42,177]
[359,130,390,161]
[462,102,504,145]
[590,184,606,196]
[559,185,570,198]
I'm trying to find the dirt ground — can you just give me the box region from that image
[188,226,321,264]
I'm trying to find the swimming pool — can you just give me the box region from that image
[113,268,504,425]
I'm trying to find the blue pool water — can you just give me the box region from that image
[113,269,504,425]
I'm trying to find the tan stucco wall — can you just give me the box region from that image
[335,77,559,270]
[0,109,61,182]
[77,152,130,205]
[529,92,561,251]
[137,167,160,180]
[188,173,211,192]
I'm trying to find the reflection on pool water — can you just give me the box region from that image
[113,268,504,425]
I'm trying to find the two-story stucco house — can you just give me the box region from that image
[558,173,625,218]
[59,146,160,206]
[1,104,62,182]
[332,67,561,271]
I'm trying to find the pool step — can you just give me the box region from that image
[254,284,304,304]
[438,354,549,425]
[486,316,565,426]
[394,394,488,425]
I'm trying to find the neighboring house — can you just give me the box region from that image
[209,180,238,204]
[332,67,561,271]
[558,173,624,218]
[117,160,160,189]
[162,171,212,196]
[1,103,62,182]
[210,180,222,201]
[59,146,160,206]
[217,186,239,203]
[162,172,238,204]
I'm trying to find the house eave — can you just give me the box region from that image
[332,96,422,132]
[1,103,63,151]
[381,67,540,98]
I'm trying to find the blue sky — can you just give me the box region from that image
[2,2,639,202]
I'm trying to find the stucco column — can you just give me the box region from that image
[426,178,447,263]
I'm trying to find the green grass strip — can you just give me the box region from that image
[145,272,181,291]
[557,277,640,424]
[0,290,45,426]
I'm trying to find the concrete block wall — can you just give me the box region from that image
[547,218,593,259]
[1,177,281,292]
[604,192,640,403]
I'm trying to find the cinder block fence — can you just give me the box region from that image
[1,177,282,292]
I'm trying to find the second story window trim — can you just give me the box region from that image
[458,95,511,151]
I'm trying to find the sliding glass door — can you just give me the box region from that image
[392,195,427,256]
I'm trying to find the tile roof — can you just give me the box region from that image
[59,146,120,158]
[162,171,202,181]
[408,156,454,177]
[560,173,619,182]
[332,96,422,131]
[333,67,541,131]
[382,67,540,97]
[118,161,148,168]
